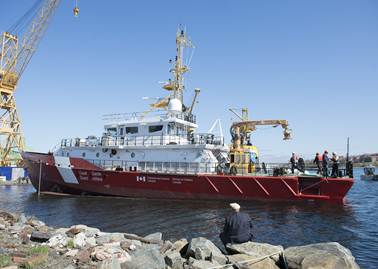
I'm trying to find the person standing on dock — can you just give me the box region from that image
[331,152,339,177]
[313,153,322,174]
[322,150,329,178]
[220,203,253,247]
[290,152,298,174]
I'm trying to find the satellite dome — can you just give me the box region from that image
[168,98,182,112]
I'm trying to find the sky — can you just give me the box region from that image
[1,0,377,162]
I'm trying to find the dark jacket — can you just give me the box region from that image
[322,154,329,166]
[220,212,253,245]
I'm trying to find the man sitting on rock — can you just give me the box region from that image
[219,203,253,247]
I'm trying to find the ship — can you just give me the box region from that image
[22,28,354,202]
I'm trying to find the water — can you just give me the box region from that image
[0,168,377,268]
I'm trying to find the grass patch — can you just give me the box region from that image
[67,239,74,249]
[0,254,11,267]
[28,246,49,255]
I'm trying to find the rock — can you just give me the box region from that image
[173,239,188,253]
[74,249,92,264]
[0,211,17,224]
[84,227,101,237]
[1,266,18,269]
[186,237,223,260]
[120,240,137,251]
[228,253,280,269]
[160,240,173,254]
[54,227,70,235]
[284,242,360,269]
[190,258,220,269]
[65,249,79,257]
[165,250,182,267]
[144,232,163,241]
[18,213,27,224]
[48,233,68,248]
[73,232,87,248]
[226,242,283,263]
[30,231,50,243]
[66,227,83,237]
[96,233,125,245]
[23,253,48,268]
[27,217,46,228]
[64,265,76,269]
[86,236,97,247]
[122,246,165,269]
[37,225,51,233]
[0,223,6,230]
[91,245,131,264]
[97,257,121,269]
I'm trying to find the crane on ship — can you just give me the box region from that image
[228,108,292,175]
[0,0,79,165]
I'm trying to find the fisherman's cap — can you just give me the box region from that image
[229,203,241,211]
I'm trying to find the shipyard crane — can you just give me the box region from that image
[0,0,79,165]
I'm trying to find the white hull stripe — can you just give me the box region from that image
[54,156,79,184]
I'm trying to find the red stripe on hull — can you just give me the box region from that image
[22,152,354,203]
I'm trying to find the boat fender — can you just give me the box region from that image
[102,148,108,153]
[111,149,117,155]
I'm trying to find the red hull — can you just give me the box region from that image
[22,152,354,203]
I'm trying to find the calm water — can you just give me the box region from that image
[0,168,377,268]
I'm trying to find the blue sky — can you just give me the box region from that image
[1,0,377,161]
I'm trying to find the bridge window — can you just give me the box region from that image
[126,126,138,134]
[107,128,117,135]
[149,125,163,133]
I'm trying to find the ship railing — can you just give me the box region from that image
[232,162,353,178]
[87,159,352,178]
[61,133,224,148]
[102,110,197,124]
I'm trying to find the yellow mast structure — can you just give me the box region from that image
[0,0,78,165]
[154,27,194,109]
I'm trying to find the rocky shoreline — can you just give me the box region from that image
[0,210,359,269]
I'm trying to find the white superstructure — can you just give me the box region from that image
[55,28,229,174]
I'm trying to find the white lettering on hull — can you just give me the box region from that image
[54,156,79,184]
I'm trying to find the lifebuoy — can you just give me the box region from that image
[111,149,117,155]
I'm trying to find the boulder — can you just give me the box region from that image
[74,249,92,264]
[18,214,27,224]
[164,250,182,267]
[122,246,165,269]
[228,253,280,269]
[284,242,360,269]
[91,245,131,264]
[226,242,283,263]
[0,223,6,230]
[65,249,79,257]
[173,238,188,254]
[48,233,68,248]
[0,211,17,224]
[97,257,121,269]
[86,236,97,247]
[189,258,220,269]
[186,237,223,260]
[96,233,125,245]
[160,240,173,254]
[144,232,162,241]
[73,232,87,248]
[30,231,50,243]
[120,240,137,251]
[27,218,45,228]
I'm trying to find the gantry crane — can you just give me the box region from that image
[0,0,79,165]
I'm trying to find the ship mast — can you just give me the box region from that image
[171,27,194,105]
